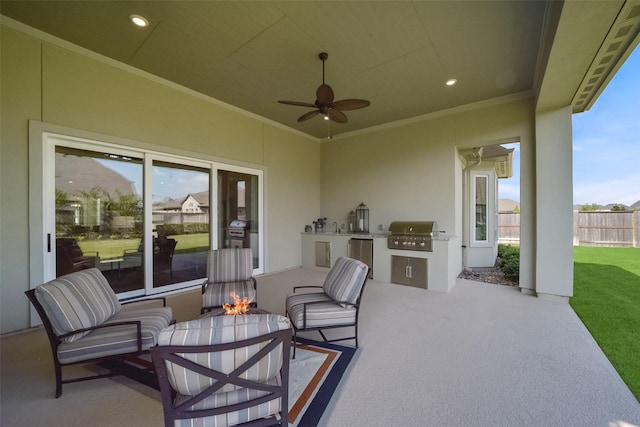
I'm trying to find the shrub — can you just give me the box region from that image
[498,244,520,279]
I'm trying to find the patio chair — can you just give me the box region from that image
[154,237,177,278]
[25,268,173,397]
[56,237,96,277]
[150,313,291,427]
[201,248,257,314]
[285,256,369,358]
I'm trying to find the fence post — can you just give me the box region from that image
[631,210,640,248]
[573,210,579,246]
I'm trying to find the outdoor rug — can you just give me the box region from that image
[97,338,357,426]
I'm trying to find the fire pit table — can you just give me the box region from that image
[198,307,271,319]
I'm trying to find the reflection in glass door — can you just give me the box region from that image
[152,161,210,288]
[218,170,260,269]
[55,147,144,294]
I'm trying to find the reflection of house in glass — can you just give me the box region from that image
[153,191,210,214]
[55,152,140,231]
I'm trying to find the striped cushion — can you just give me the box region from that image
[172,377,281,427]
[34,268,121,343]
[158,314,290,396]
[57,306,173,364]
[286,292,357,329]
[202,280,256,308]
[206,248,253,282]
[322,257,368,305]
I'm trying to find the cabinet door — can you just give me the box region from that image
[391,256,428,289]
[407,257,428,288]
[315,241,331,267]
[349,239,373,278]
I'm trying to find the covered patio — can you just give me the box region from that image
[2,270,639,426]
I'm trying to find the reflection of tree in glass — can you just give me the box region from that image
[56,185,142,239]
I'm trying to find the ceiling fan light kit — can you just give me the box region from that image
[278,52,370,124]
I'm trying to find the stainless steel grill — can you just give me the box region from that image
[226,219,249,249]
[387,221,438,252]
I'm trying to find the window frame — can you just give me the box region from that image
[470,171,493,248]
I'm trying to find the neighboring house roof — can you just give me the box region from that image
[499,199,520,212]
[573,202,640,211]
[188,191,210,208]
[55,153,137,198]
[154,192,210,211]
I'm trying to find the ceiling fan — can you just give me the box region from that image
[278,52,370,124]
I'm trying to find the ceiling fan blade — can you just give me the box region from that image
[297,110,321,122]
[332,99,371,111]
[327,108,348,124]
[316,84,334,106]
[278,100,317,108]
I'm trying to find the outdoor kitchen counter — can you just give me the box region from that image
[301,232,460,292]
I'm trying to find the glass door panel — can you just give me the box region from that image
[152,161,210,288]
[474,175,488,242]
[218,170,260,269]
[55,146,143,294]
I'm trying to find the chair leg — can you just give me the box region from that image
[292,328,297,359]
[54,361,63,398]
[354,324,359,348]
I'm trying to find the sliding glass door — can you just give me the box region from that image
[36,128,263,300]
[218,169,260,269]
[151,160,210,288]
[55,146,144,293]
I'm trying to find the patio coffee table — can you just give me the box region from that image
[198,307,271,319]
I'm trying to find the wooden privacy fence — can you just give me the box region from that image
[498,211,640,248]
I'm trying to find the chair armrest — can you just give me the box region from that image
[292,285,323,293]
[122,296,167,307]
[59,320,143,352]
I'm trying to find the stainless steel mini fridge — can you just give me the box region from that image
[348,238,373,279]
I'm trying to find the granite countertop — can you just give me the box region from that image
[301,231,456,242]
[302,231,456,241]
[301,231,388,238]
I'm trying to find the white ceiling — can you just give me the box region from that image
[1,1,638,139]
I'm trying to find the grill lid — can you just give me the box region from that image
[388,221,438,236]
[229,219,248,229]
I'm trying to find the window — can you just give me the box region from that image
[217,170,260,269]
[470,171,493,247]
[30,125,264,301]
[475,175,488,242]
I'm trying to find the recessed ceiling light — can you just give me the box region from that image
[446,79,457,86]
[130,14,149,27]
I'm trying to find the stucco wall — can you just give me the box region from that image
[319,99,534,253]
[0,24,320,333]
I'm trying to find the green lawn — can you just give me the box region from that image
[571,246,640,401]
[77,233,209,259]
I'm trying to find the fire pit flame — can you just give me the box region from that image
[223,292,252,315]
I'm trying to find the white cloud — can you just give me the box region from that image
[573,173,640,205]
[498,180,520,201]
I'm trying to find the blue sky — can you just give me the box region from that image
[499,45,640,206]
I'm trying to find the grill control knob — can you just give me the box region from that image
[419,242,426,247]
